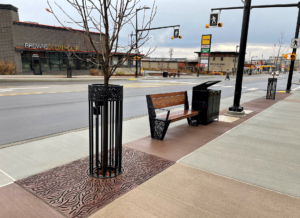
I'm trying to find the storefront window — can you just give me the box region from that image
[51,58,60,71]
[22,56,31,72]
[61,59,68,71]
[41,58,50,71]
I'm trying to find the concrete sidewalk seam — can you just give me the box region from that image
[0,181,13,188]
[176,98,280,163]
[177,162,300,201]
[0,169,15,181]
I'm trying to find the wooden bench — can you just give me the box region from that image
[146,91,199,140]
[168,72,177,78]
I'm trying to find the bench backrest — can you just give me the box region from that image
[146,91,189,118]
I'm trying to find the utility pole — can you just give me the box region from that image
[286,2,300,92]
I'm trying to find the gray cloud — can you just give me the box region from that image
[3,0,297,59]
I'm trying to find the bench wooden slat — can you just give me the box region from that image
[158,110,198,122]
[152,95,185,105]
[154,100,186,109]
[150,91,185,99]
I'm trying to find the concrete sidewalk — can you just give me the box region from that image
[1,91,300,217]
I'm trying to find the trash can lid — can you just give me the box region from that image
[193,80,221,90]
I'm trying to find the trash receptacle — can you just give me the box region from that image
[178,71,180,77]
[163,71,168,77]
[192,81,221,125]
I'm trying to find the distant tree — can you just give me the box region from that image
[273,29,289,71]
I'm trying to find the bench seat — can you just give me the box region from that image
[158,110,198,123]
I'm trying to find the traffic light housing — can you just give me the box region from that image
[171,36,174,40]
[282,54,288,60]
[274,58,277,63]
[205,24,209,28]
[291,53,297,61]
[179,35,182,39]
[218,23,223,27]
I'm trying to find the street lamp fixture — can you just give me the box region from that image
[135,6,150,78]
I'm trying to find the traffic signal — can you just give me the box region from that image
[218,23,223,27]
[179,35,182,39]
[282,54,288,60]
[291,53,297,61]
[274,58,277,63]
[205,24,209,28]
[171,36,174,40]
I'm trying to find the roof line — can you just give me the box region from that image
[13,21,105,35]
[15,47,144,56]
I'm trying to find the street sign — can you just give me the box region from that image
[201,48,210,53]
[209,13,219,27]
[291,38,300,48]
[201,53,209,56]
[173,28,180,39]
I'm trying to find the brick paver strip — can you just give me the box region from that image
[0,183,65,218]
[16,147,174,218]
[91,163,300,218]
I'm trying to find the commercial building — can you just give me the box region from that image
[0,4,141,75]
[141,57,199,73]
[195,51,239,73]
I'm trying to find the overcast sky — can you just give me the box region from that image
[3,0,299,60]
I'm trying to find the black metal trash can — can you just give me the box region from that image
[266,78,277,100]
[67,66,72,78]
[178,71,180,77]
[191,81,221,125]
[163,71,168,77]
[88,84,123,178]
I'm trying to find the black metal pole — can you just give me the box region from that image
[135,9,138,78]
[286,3,300,92]
[234,46,237,76]
[229,0,252,112]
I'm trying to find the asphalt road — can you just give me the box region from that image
[0,73,299,146]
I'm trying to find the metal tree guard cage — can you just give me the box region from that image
[88,84,123,178]
[266,78,277,100]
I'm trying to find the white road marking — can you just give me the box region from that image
[212,85,221,86]
[292,86,300,91]
[223,86,234,88]
[247,88,259,91]
[0,87,49,93]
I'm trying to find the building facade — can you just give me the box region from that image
[195,51,239,73]
[0,4,141,75]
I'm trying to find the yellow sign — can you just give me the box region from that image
[202,35,211,40]
[133,56,141,60]
[202,35,211,45]
[141,68,143,72]
[202,39,211,45]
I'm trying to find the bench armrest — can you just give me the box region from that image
[149,106,170,121]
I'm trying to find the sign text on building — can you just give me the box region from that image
[25,43,79,51]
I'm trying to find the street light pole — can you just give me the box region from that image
[286,2,300,92]
[135,9,138,78]
[228,0,252,114]
[135,7,150,78]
